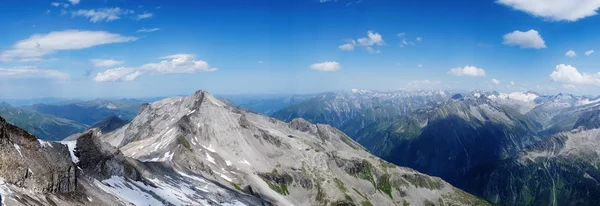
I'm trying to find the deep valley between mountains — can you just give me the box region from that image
[1,89,600,206]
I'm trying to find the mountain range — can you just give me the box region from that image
[0,90,488,206]
[2,88,600,205]
[0,99,145,141]
[267,89,600,205]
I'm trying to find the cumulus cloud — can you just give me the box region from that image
[90,59,123,67]
[338,31,384,53]
[586,50,595,56]
[357,31,384,46]
[448,66,486,77]
[0,30,137,62]
[72,8,133,23]
[309,61,341,72]
[503,29,546,49]
[566,50,576,57]
[68,0,80,5]
[497,0,600,21]
[136,12,153,20]
[94,54,216,82]
[0,67,69,80]
[492,78,501,85]
[137,28,160,33]
[549,64,600,86]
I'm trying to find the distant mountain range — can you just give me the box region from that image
[0,102,87,141]
[0,90,487,206]
[217,94,315,115]
[26,99,145,125]
[0,99,146,141]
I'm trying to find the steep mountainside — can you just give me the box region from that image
[0,102,87,141]
[99,90,488,206]
[357,97,541,184]
[28,99,144,125]
[462,123,600,205]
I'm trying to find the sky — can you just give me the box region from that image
[1,0,600,99]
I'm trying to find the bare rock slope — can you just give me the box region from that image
[101,90,488,206]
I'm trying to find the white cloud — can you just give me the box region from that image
[72,8,133,23]
[503,29,546,49]
[497,0,600,21]
[510,81,516,86]
[137,28,160,33]
[309,61,341,72]
[136,12,153,20]
[417,64,423,68]
[94,67,138,82]
[492,78,501,85]
[0,30,137,62]
[68,0,80,5]
[90,59,123,67]
[416,37,422,42]
[357,31,384,46]
[566,50,576,57]
[339,31,384,53]
[586,50,595,56]
[397,32,406,37]
[448,66,486,77]
[338,40,355,51]
[140,54,216,74]
[94,54,216,82]
[51,2,69,8]
[257,60,264,64]
[549,64,600,86]
[0,67,69,80]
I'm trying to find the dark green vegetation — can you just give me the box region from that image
[259,169,292,195]
[376,174,392,199]
[0,102,87,141]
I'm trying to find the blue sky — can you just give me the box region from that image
[1,0,600,98]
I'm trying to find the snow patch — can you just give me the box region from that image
[206,153,215,164]
[577,98,600,106]
[59,140,79,163]
[38,139,53,148]
[106,103,117,109]
[239,159,251,166]
[13,144,22,157]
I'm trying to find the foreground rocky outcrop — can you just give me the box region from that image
[0,116,76,193]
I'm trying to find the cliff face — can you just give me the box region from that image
[0,116,77,193]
